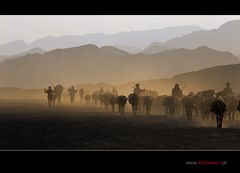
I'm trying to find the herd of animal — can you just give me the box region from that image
[47,85,240,128]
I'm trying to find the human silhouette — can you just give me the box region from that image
[79,88,84,103]
[133,83,145,97]
[222,82,233,97]
[172,83,183,98]
[68,86,77,104]
[44,86,55,107]
[54,85,64,104]
[112,87,118,96]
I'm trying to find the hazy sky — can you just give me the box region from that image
[1,15,240,45]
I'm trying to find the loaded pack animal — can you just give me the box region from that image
[210,97,227,128]
[84,94,91,105]
[162,96,175,116]
[117,95,128,115]
[102,92,112,110]
[216,91,238,120]
[196,89,216,120]
[152,95,167,114]
[128,93,139,115]
[143,95,153,115]
[91,91,100,107]
[182,93,195,121]
[109,94,118,113]
[140,90,158,115]
[173,96,183,116]
[53,85,64,105]
[99,94,104,108]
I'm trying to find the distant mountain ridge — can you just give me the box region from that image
[163,19,240,55]
[0,25,203,55]
[0,44,238,88]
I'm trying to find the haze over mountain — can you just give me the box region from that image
[0,47,45,62]
[3,62,240,99]
[141,42,175,54]
[0,40,29,55]
[0,25,203,55]
[164,20,240,55]
[113,45,142,54]
[0,44,238,88]
[118,63,240,96]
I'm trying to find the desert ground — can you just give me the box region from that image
[0,99,240,150]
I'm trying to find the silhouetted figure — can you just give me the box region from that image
[109,94,118,113]
[182,92,195,121]
[143,95,153,115]
[79,88,84,103]
[54,85,64,104]
[44,86,55,107]
[172,83,183,116]
[133,83,145,97]
[172,83,183,98]
[197,89,216,120]
[222,82,234,97]
[128,93,139,115]
[84,94,91,105]
[68,86,77,104]
[162,96,175,116]
[112,87,118,96]
[102,92,112,110]
[210,96,227,128]
[91,91,99,107]
[98,87,105,108]
[117,95,128,115]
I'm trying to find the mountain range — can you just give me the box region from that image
[163,20,240,55]
[2,19,240,57]
[0,25,203,55]
[0,44,238,88]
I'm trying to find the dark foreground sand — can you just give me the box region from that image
[0,100,240,150]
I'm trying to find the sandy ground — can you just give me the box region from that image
[0,100,240,150]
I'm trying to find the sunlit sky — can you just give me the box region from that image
[0,15,240,45]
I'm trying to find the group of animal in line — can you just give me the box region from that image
[44,82,240,128]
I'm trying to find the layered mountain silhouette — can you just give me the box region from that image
[2,19,240,56]
[164,20,240,55]
[0,26,202,55]
[0,44,238,88]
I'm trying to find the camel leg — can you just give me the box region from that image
[220,117,223,128]
[216,116,219,128]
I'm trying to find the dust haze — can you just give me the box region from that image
[1,16,240,150]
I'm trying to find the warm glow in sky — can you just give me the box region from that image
[0,15,240,45]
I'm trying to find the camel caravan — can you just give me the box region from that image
[44,82,240,128]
